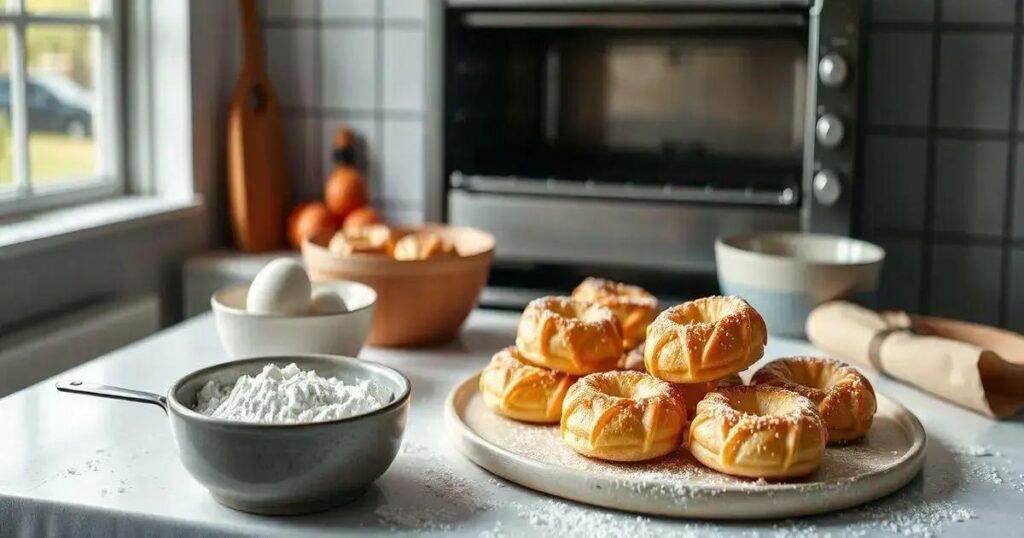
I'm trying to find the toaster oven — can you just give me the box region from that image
[442,0,861,292]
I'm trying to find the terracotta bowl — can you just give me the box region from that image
[302,225,495,347]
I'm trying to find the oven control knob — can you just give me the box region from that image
[812,169,842,206]
[818,53,848,87]
[816,114,844,148]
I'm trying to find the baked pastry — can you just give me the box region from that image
[644,296,767,383]
[751,357,877,443]
[328,224,394,256]
[516,297,623,375]
[688,385,826,478]
[479,346,577,423]
[561,371,686,462]
[618,342,646,371]
[392,231,457,261]
[676,374,743,416]
[571,278,659,349]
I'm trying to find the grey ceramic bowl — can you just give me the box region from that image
[715,232,885,337]
[57,354,410,515]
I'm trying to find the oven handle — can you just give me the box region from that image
[450,173,800,207]
[460,11,807,30]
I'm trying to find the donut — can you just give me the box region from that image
[676,374,744,416]
[571,278,659,349]
[392,231,458,261]
[479,346,577,424]
[644,296,767,383]
[751,357,877,443]
[688,385,826,479]
[561,371,687,462]
[328,224,394,256]
[516,297,623,375]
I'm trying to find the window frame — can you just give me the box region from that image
[0,0,124,217]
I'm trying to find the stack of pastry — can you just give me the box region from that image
[327,225,459,261]
[479,278,879,480]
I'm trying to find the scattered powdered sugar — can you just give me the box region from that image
[374,442,494,533]
[194,363,391,424]
[953,445,999,458]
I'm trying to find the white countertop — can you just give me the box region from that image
[1,310,1023,537]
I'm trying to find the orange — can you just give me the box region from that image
[287,201,338,250]
[343,206,383,233]
[324,167,367,220]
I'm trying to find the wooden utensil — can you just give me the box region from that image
[227,0,289,251]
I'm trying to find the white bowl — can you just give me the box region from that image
[715,233,885,337]
[211,281,377,358]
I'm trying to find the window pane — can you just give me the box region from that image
[0,25,11,190]
[25,0,98,16]
[26,25,99,187]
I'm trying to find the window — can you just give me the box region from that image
[0,0,121,215]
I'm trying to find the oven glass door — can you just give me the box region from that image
[446,11,809,204]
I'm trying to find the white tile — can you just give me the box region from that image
[382,28,425,111]
[382,206,425,225]
[320,118,378,197]
[382,0,425,20]
[261,0,319,19]
[264,27,317,108]
[320,0,377,19]
[381,120,425,203]
[321,28,377,110]
[283,117,322,202]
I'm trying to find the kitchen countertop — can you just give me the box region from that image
[1,310,1023,537]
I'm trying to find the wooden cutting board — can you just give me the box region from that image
[226,0,289,252]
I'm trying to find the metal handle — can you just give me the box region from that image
[56,381,168,414]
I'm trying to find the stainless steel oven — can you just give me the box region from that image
[442,0,861,300]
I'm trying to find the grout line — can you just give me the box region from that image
[312,0,325,194]
[999,0,1024,326]
[918,0,944,315]
[864,124,1018,140]
[868,21,1018,33]
[871,228,1011,245]
[262,18,422,29]
[281,106,424,121]
[374,0,385,200]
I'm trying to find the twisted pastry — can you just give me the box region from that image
[516,297,623,375]
[480,346,577,424]
[571,278,659,349]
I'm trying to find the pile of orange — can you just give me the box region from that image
[286,158,382,250]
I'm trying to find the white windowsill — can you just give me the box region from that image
[0,195,205,259]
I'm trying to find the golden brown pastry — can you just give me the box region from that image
[676,374,743,416]
[392,231,458,261]
[644,296,767,383]
[561,371,687,462]
[479,346,577,424]
[515,296,623,375]
[751,357,876,443]
[571,277,659,349]
[688,385,826,479]
[327,224,394,256]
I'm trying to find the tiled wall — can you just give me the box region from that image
[259,0,430,225]
[863,0,1024,330]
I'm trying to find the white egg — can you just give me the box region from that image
[246,258,312,315]
[308,290,350,315]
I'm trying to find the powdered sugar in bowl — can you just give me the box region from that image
[57,354,410,515]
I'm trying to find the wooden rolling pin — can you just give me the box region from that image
[226,0,289,251]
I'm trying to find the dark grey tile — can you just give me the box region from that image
[1009,248,1024,332]
[861,136,928,232]
[867,32,933,127]
[943,0,1015,23]
[873,236,924,312]
[938,34,1014,130]
[929,243,1003,324]
[934,139,1008,236]
[265,27,317,108]
[870,0,934,22]
[1016,143,1024,238]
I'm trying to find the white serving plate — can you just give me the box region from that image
[446,374,926,520]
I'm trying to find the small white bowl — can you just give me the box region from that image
[715,233,885,337]
[211,281,377,358]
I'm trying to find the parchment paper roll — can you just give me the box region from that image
[806,301,1024,419]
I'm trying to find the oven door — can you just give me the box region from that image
[445,8,809,271]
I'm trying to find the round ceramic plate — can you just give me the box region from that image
[445,374,926,520]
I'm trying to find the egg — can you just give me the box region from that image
[308,290,350,315]
[246,258,312,315]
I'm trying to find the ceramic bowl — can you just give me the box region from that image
[301,224,495,347]
[211,280,376,358]
[58,354,410,515]
[715,233,885,337]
